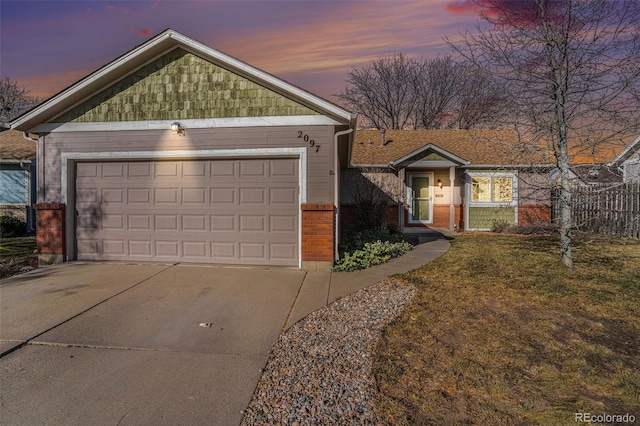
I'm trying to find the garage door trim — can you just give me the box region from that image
[62,148,307,267]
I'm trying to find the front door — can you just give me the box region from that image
[408,173,433,224]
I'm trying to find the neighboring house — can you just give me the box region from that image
[344,129,626,232]
[0,129,37,232]
[10,29,356,268]
[607,135,640,183]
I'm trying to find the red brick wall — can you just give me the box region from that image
[301,203,335,262]
[403,204,464,230]
[519,204,551,225]
[33,203,65,256]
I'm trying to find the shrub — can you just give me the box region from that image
[333,240,414,272]
[0,216,27,238]
[334,225,417,272]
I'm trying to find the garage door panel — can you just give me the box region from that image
[240,160,266,177]
[128,162,152,178]
[76,159,299,266]
[102,240,126,255]
[271,243,297,260]
[102,163,126,178]
[130,241,152,256]
[128,215,152,230]
[154,215,179,230]
[102,214,125,230]
[210,216,236,231]
[211,161,235,177]
[182,161,207,177]
[102,188,125,203]
[182,188,207,204]
[211,242,236,259]
[210,188,236,204]
[239,215,265,231]
[128,188,151,204]
[182,215,207,231]
[270,216,296,232]
[239,188,266,204]
[155,162,179,178]
[240,243,266,260]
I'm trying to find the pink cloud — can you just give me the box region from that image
[137,28,153,38]
[445,1,478,15]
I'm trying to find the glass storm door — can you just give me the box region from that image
[409,173,433,223]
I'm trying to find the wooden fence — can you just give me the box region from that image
[553,182,640,238]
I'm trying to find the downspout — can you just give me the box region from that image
[333,128,354,262]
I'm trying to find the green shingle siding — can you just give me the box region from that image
[468,206,516,229]
[51,48,319,123]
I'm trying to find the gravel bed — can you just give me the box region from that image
[241,278,415,425]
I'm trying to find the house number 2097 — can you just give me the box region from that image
[297,131,321,152]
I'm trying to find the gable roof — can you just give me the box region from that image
[10,29,355,132]
[351,129,553,167]
[607,135,640,166]
[0,130,36,161]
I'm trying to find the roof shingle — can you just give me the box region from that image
[0,130,36,161]
[351,129,624,167]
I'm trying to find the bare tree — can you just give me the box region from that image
[450,0,640,268]
[450,66,506,130]
[337,55,508,130]
[0,76,40,124]
[337,54,421,130]
[413,56,460,129]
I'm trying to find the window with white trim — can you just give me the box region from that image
[469,173,516,204]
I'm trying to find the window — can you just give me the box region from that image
[0,168,28,204]
[471,177,491,202]
[470,174,514,203]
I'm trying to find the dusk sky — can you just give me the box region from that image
[1,1,482,104]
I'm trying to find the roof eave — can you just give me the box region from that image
[607,134,640,167]
[390,143,470,167]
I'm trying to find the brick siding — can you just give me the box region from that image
[301,203,335,262]
[33,203,65,256]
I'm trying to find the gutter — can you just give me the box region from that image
[333,128,354,262]
[23,132,38,143]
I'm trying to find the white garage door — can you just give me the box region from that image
[75,158,299,266]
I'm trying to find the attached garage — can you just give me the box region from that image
[75,158,299,265]
[10,29,356,269]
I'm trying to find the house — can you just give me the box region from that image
[9,29,356,268]
[0,129,37,232]
[344,129,637,233]
[344,129,564,232]
[607,135,640,182]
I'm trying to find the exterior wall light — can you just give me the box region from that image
[437,179,443,189]
[171,122,184,135]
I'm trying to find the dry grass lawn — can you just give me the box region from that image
[374,234,640,425]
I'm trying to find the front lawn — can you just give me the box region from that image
[0,237,36,262]
[374,235,640,425]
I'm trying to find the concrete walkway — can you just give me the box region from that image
[0,230,449,426]
[286,229,450,329]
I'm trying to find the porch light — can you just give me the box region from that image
[437,179,443,189]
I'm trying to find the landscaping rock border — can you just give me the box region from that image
[241,278,415,425]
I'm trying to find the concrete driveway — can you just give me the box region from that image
[0,262,307,426]
[0,232,450,426]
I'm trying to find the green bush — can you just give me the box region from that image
[334,225,417,272]
[0,216,27,238]
[340,225,418,253]
[333,240,414,272]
